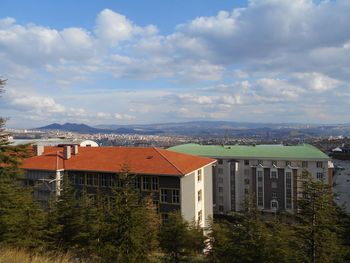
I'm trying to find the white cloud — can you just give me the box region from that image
[293,72,340,92]
[95,9,133,46]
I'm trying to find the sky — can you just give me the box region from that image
[0,0,350,128]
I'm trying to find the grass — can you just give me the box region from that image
[0,248,74,263]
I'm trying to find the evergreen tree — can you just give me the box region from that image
[97,169,160,263]
[45,174,80,252]
[208,195,294,263]
[294,170,345,263]
[159,212,205,263]
[0,78,47,252]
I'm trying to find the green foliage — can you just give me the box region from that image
[208,196,289,263]
[294,170,346,263]
[0,78,47,252]
[159,212,205,263]
[96,169,160,263]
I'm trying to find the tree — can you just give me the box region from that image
[294,170,346,263]
[97,169,160,263]
[45,174,81,252]
[0,78,46,252]
[208,194,294,263]
[159,212,205,263]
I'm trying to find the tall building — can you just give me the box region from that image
[21,145,216,228]
[169,143,333,214]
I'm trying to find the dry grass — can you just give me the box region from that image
[0,248,75,263]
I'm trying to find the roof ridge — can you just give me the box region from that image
[153,147,184,175]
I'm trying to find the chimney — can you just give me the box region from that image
[72,144,79,155]
[63,145,71,160]
[33,144,44,156]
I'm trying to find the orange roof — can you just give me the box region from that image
[21,146,215,176]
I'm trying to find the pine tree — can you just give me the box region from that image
[97,169,160,263]
[45,174,80,252]
[159,211,205,263]
[294,170,345,263]
[0,78,47,252]
[208,195,294,263]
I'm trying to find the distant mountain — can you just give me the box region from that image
[37,123,110,134]
[37,121,350,138]
[36,123,163,135]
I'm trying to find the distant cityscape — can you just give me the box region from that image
[6,121,350,152]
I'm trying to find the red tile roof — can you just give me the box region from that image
[21,146,215,176]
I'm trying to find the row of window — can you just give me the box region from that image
[243,160,323,168]
[70,173,160,191]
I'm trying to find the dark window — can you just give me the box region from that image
[143,177,151,190]
[160,189,167,203]
[134,177,141,189]
[198,190,202,202]
[172,189,180,204]
[316,162,323,168]
[302,161,308,168]
[218,159,223,165]
[244,160,249,166]
[151,177,159,190]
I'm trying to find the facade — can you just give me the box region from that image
[169,144,333,214]
[22,145,216,228]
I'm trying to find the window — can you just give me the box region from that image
[134,177,141,189]
[286,172,292,179]
[286,161,291,166]
[198,210,202,223]
[218,187,223,193]
[244,160,249,166]
[160,189,167,203]
[317,173,323,180]
[257,171,264,207]
[172,189,180,204]
[151,177,159,190]
[86,173,94,186]
[218,168,223,174]
[316,162,323,168]
[74,174,84,185]
[271,201,278,209]
[302,161,308,168]
[197,169,202,181]
[272,160,277,166]
[100,174,108,187]
[218,177,223,184]
[143,177,151,190]
[270,171,277,179]
[93,174,99,186]
[198,190,202,202]
[272,192,277,198]
[218,159,223,165]
[244,178,250,185]
[271,182,277,188]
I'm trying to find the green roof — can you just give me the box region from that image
[168,143,330,160]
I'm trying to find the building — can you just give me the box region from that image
[169,143,333,214]
[21,145,216,228]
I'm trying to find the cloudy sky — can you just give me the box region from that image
[0,0,350,128]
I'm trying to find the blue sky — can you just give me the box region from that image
[0,0,350,128]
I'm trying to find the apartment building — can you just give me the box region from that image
[169,143,333,214]
[21,145,216,228]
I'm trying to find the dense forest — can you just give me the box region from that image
[1,79,350,262]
